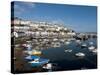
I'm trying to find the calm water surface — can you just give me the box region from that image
[41,38,97,71]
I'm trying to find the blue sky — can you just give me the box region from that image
[12,1,97,32]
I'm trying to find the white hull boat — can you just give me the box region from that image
[88,46,95,50]
[75,52,85,57]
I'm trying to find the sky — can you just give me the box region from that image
[12,1,97,33]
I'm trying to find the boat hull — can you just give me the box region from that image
[29,58,49,67]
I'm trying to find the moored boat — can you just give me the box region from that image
[25,55,40,61]
[25,55,49,67]
[75,52,85,57]
[42,63,52,70]
[88,46,95,50]
[76,40,81,44]
[24,49,42,55]
[65,41,71,45]
[81,43,87,48]
[65,49,72,52]
[92,49,97,53]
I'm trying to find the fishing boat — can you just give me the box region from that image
[75,52,85,57]
[25,55,49,67]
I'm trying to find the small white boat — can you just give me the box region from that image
[65,49,72,52]
[65,41,70,45]
[92,49,97,53]
[42,63,52,70]
[15,44,20,47]
[81,44,87,48]
[76,40,81,44]
[75,52,85,57]
[88,46,95,50]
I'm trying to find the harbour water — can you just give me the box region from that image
[13,38,97,73]
[40,38,97,71]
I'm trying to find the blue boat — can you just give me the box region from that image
[25,55,49,67]
[25,55,40,61]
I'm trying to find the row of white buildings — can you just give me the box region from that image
[11,17,76,38]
